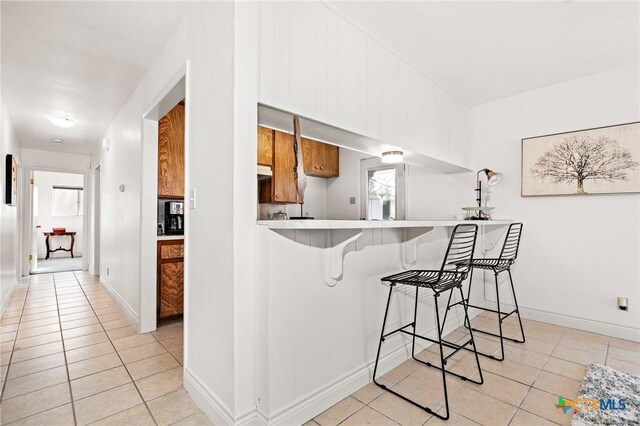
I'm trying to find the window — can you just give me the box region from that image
[52,186,83,216]
[360,158,405,220]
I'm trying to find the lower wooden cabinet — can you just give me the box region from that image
[157,240,184,320]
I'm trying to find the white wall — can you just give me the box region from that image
[0,99,22,313]
[258,1,471,169]
[472,64,640,339]
[33,171,84,258]
[98,3,237,423]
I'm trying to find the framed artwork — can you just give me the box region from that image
[522,122,640,197]
[5,154,17,205]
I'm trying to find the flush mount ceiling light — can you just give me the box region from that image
[381,150,403,164]
[47,115,77,128]
[51,138,64,144]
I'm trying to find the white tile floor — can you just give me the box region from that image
[307,313,640,426]
[3,271,638,425]
[0,271,209,425]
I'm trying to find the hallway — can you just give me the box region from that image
[0,271,207,425]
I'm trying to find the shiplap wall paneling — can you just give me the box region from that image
[258,0,472,169]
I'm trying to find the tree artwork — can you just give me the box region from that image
[531,135,639,194]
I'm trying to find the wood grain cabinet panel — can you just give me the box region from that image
[158,104,185,198]
[302,138,339,177]
[257,126,274,166]
[159,262,184,318]
[157,240,184,320]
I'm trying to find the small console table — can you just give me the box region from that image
[44,232,76,259]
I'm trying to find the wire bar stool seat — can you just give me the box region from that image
[372,224,484,421]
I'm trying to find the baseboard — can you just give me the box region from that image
[483,301,640,342]
[183,367,235,425]
[98,277,140,331]
[262,309,477,426]
[0,278,18,318]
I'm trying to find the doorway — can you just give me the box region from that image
[29,169,88,274]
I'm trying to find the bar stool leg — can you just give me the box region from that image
[433,292,450,421]
[508,269,526,343]
[458,286,484,385]
[373,284,395,385]
[493,271,506,361]
[411,287,419,359]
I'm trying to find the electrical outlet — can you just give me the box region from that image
[349,197,356,205]
[617,297,628,311]
[106,268,110,276]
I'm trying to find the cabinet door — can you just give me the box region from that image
[302,138,339,177]
[159,262,184,318]
[257,126,274,166]
[158,104,185,198]
[272,131,300,203]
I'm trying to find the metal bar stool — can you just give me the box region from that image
[372,224,484,421]
[445,222,525,361]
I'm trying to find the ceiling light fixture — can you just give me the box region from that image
[47,115,77,128]
[51,138,64,144]
[381,150,403,164]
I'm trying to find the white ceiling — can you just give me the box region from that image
[331,1,640,106]
[1,2,188,155]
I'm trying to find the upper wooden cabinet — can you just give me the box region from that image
[259,130,300,204]
[258,126,339,204]
[302,138,339,178]
[257,126,274,166]
[158,103,185,198]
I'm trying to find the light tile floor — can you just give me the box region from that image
[0,271,210,425]
[309,312,640,426]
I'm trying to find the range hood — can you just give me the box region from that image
[257,164,272,180]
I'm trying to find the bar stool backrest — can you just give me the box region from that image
[499,223,523,261]
[441,224,478,276]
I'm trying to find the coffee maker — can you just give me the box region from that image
[164,201,184,235]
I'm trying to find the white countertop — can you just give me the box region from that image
[256,219,512,230]
[157,235,184,241]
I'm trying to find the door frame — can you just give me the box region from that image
[22,166,91,275]
[139,61,189,333]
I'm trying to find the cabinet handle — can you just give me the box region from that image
[275,194,280,198]
[320,166,324,170]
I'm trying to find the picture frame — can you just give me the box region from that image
[5,154,17,206]
[521,122,640,197]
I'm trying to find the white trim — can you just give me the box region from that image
[183,367,234,426]
[99,277,140,331]
[0,278,18,317]
[483,300,640,342]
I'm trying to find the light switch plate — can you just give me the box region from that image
[349,197,356,205]
[190,188,197,209]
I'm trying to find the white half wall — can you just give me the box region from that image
[0,99,22,313]
[472,64,640,340]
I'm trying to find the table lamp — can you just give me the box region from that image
[474,168,502,219]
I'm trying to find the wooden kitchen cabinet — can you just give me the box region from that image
[257,126,274,166]
[259,130,300,204]
[157,240,184,320]
[302,138,339,177]
[158,103,185,198]
[257,126,339,204]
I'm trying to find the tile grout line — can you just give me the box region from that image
[53,273,80,426]
[0,279,30,402]
[70,271,160,426]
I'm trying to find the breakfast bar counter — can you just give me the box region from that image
[258,219,512,286]
[257,219,512,229]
